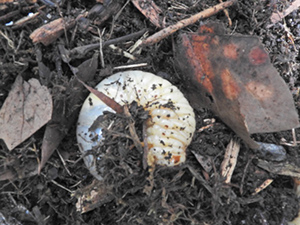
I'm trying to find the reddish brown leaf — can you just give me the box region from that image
[0,76,52,150]
[176,22,299,149]
[76,78,124,114]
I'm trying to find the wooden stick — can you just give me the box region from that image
[141,0,236,46]
[270,0,300,24]
[219,0,232,26]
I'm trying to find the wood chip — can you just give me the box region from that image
[252,179,273,195]
[220,138,240,183]
[74,179,114,213]
[30,17,76,46]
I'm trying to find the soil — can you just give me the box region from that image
[0,0,300,225]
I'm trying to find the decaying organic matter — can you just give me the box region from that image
[176,22,299,149]
[0,76,52,150]
[1,1,300,224]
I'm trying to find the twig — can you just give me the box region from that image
[280,128,300,147]
[50,179,74,193]
[219,0,232,26]
[56,149,72,176]
[109,44,136,60]
[252,179,273,195]
[141,0,236,46]
[98,28,105,68]
[123,105,143,152]
[239,155,254,195]
[70,28,147,57]
[113,63,148,70]
[270,0,300,24]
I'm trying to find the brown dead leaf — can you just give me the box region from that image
[0,76,52,150]
[39,53,98,173]
[88,1,121,26]
[191,151,212,173]
[131,0,163,28]
[77,78,123,114]
[176,22,299,149]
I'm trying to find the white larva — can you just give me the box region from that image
[76,70,196,180]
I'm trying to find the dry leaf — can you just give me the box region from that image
[176,22,299,149]
[191,151,212,173]
[0,76,52,150]
[131,0,163,28]
[77,78,123,114]
[39,53,98,172]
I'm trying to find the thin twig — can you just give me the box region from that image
[70,28,147,57]
[113,63,148,70]
[141,0,236,46]
[109,44,136,60]
[219,0,232,26]
[270,0,300,24]
[56,149,72,176]
[98,28,105,68]
[252,179,273,195]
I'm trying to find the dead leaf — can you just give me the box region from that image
[76,78,123,114]
[131,0,163,28]
[191,151,212,173]
[0,76,52,150]
[39,53,98,172]
[88,1,121,26]
[175,22,299,149]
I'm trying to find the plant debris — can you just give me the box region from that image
[0,76,52,150]
[270,0,300,24]
[0,0,300,224]
[176,22,299,149]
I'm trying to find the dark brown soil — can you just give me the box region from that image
[0,0,300,224]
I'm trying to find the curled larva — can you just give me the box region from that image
[76,70,196,180]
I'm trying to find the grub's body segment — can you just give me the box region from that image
[76,71,195,180]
